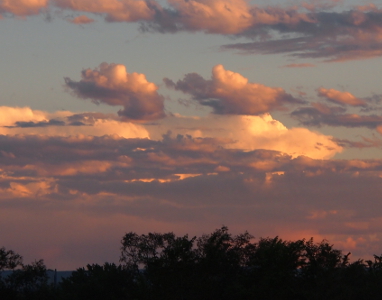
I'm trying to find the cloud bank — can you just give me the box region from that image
[0,132,380,268]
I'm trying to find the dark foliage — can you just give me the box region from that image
[2,227,382,299]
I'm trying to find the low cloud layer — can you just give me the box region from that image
[148,114,341,159]
[0,106,341,159]
[0,133,381,268]
[0,107,150,138]
[65,63,166,121]
[165,65,303,115]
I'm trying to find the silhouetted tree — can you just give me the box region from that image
[59,263,138,300]
[0,247,23,271]
[4,228,382,300]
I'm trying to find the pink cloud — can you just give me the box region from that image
[167,0,254,34]
[317,87,367,106]
[0,0,48,16]
[1,134,382,268]
[69,15,94,24]
[165,64,303,115]
[3,1,382,62]
[65,63,165,121]
[54,0,157,22]
[148,114,342,159]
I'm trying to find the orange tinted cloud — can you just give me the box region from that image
[0,106,150,138]
[0,0,48,16]
[3,1,382,62]
[165,64,303,115]
[69,15,94,24]
[65,63,165,121]
[54,0,157,22]
[1,133,382,268]
[148,114,342,159]
[167,0,254,34]
[318,87,367,106]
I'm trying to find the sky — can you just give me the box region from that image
[1,0,382,270]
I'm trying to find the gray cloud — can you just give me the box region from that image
[292,104,382,128]
[6,119,65,128]
[222,8,382,61]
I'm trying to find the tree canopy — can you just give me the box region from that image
[2,227,382,299]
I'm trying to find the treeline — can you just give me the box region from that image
[2,227,382,300]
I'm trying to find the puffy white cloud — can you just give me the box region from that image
[0,106,48,126]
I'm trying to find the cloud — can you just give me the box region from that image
[317,88,367,107]
[0,105,341,159]
[334,137,382,149]
[281,63,316,68]
[0,106,48,125]
[147,114,342,159]
[165,64,303,115]
[68,15,94,24]
[164,0,254,34]
[54,0,158,22]
[222,6,382,61]
[3,1,382,62]
[8,119,66,128]
[292,102,382,129]
[1,133,382,268]
[65,63,166,121]
[144,0,316,34]
[0,0,48,16]
[0,106,149,138]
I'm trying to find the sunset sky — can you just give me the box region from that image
[2,0,382,270]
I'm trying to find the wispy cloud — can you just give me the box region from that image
[281,63,316,68]
[292,102,382,129]
[68,14,94,24]
[317,88,367,107]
